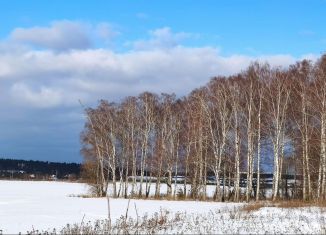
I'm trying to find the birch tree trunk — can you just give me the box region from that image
[256,92,262,201]
[246,81,254,202]
[234,101,241,202]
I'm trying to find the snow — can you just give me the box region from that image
[0,180,241,234]
[1,180,326,234]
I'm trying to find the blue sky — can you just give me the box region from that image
[0,0,325,163]
[1,0,326,55]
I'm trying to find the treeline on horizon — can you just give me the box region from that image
[0,158,81,179]
[81,54,326,202]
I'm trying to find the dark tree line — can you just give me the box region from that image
[81,55,326,202]
[0,158,80,179]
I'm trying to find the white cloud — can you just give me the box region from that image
[0,61,12,77]
[0,23,319,162]
[11,83,63,108]
[95,22,120,40]
[299,53,320,62]
[9,20,119,51]
[10,21,92,51]
[131,27,191,50]
[0,46,305,109]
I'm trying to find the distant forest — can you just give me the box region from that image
[0,158,80,180]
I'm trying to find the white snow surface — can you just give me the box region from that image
[2,180,326,234]
[0,180,240,234]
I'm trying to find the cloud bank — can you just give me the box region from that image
[0,20,317,162]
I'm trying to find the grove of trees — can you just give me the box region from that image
[81,54,326,202]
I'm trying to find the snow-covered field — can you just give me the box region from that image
[0,180,240,234]
[1,180,326,234]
